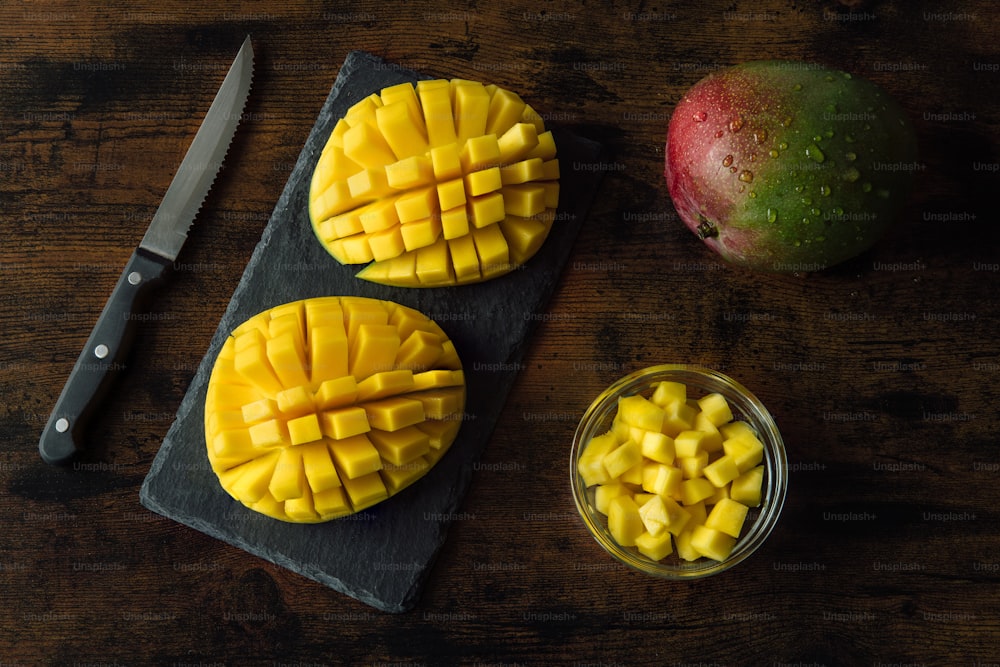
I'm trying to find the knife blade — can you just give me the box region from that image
[39,36,254,465]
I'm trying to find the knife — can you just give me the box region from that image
[39,36,254,465]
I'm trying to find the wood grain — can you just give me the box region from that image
[2,0,999,664]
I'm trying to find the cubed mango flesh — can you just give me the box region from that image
[578,379,769,564]
[308,78,559,288]
[204,296,465,523]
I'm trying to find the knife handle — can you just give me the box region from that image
[39,248,172,465]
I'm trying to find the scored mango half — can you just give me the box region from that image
[308,78,560,287]
[204,296,465,523]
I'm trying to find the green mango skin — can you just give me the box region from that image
[664,60,919,272]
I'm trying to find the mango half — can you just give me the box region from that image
[204,296,465,523]
[308,79,560,287]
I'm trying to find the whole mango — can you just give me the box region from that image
[664,60,918,272]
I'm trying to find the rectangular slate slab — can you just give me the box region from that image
[139,50,605,613]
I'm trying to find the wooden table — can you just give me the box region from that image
[3,1,998,663]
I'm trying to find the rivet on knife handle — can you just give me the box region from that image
[39,250,171,465]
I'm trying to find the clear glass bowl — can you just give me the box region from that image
[570,364,788,579]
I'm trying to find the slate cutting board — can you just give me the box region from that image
[139,50,605,613]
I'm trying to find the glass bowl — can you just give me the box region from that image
[570,364,788,579]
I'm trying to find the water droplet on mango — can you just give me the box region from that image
[806,144,825,163]
[778,142,788,150]
[767,208,778,223]
[843,167,860,182]
[722,154,734,167]
[693,111,708,122]
[845,151,857,162]
[769,149,779,158]
[819,184,831,196]
[729,115,745,132]
[738,170,754,183]
[792,83,802,91]
[753,129,768,144]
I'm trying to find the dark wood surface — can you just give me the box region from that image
[2,0,998,664]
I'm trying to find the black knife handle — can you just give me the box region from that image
[39,248,172,465]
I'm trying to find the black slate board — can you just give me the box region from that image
[139,50,605,613]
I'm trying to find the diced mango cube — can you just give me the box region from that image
[641,462,682,498]
[212,428,253,461]
[698,392,734,427]
[320,406,370,440]
[679,477,715,505]
[313,486,352,519]
[661,400,697,436]
[329,434,382,480]
[690,525,737,562]
[364,396,425,432]
[349,324,401,381]
[375,101,428,160]
[356,369,415,402]
[380,457,431,494]
[638,495,671,536]
[276,385,315,418]
[417,83,457,147]
[501,183,546,218]
[578,432,620,487]
[602,439,643,480]
[594,482,630,515]
[674,430,705,458]
[367,426,430,465]
[635,530,674,561]
[429,142,463,180]
[283,486,318,522]
[678,451,709,480]
[249,419,291,449]
[638,430,675,465]
[241,397,279,425]
[269,446,305,502]
[464,167,502,198]
[702,454,741,489]
[730,465,765,507]
[485,87,525,136]
[497,123,539,163]
[300,441,341,493]
[607,495,644,547]
[228,451,280,504]
[385,154,434,190]
[723,435,765,473]
[705,498,749,538]
[436,177,467,210]
[341,470,388,510]
[693,413,725,452]
[453,81,490,142]
[674,529,700,562]
[313,376,358,410]
[287,413,323,445]
[617,395,665,432]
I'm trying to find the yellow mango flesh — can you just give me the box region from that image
[578,381,766,564]
[205,296,465,523]
[308,78,560,287]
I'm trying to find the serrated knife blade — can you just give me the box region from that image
[39,36,254,465]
